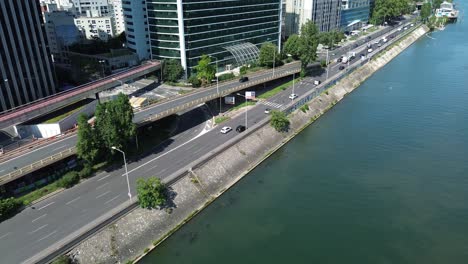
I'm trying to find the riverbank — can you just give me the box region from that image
[68,25,429,264]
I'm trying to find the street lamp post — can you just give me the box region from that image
[237,93,248,128]
[111,146,132,201]
[272,49,275,77]
[292,73,295,101]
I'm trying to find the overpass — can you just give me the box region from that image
[0,62,301,188]
[0,61,161,130]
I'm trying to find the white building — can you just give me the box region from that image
[122,0,150,60]
[40,0,74,11]
[72,0,111,17]
[111,0,125,35]
[285,0,342,35]
[74,16,114,41]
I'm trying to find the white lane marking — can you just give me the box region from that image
[31,214,47,223]
[65,196,81,205]
[104,195,121,204]
[97,174,111,182]
[37,202,55,211]
[37,230,57,242]
[96,182,110,190]
[145,164,158,173]
[0,232,11,239]
[51,145,66,152]
[123,133,202,177]
[29,224,48,234]
[96,191,111,199]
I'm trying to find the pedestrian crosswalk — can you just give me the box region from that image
[259,100,284,109]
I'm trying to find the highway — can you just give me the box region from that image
[0,22,413,263]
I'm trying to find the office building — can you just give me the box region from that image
[285,0,342,35]
[72,0,111,17]
[74,16,115,41]
[111,0,125,35]
[340,0,370,31]
[142,0,282,75]
[122,0,150,60]
[0,0,57,112]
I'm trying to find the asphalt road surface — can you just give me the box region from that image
[0,21,413,263]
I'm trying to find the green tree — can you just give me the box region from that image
[76,114,100,164]
[371,0,410,25]
[432,0,443,10]
[258,42,280,68]
[421,3,432,21]
[95,93,136,154]
[51,255,73,264]
[0,198,22,221]
[136,177,167,209]
[282,34,301,60]
[270,110,290,132]
[188,75,201,88]
[162,59,184,83]
[194,55,215,86]
[298,20,320,70]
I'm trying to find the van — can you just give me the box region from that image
[314,80,321,85]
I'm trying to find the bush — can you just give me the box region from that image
[270,111,290,132]
[58,171,80,189]
[51,255,72,264]
[0,198,22,221]
[188,75,201,88]
[218,72,235,82]
[239,66,247,75]
[320,60,327,68]
[79,164,93,179]
[300,104,309,113]
[137,177,167,209]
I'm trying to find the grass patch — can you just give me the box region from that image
[178,89,192,95]
[18,182,62,206]
[215,116,230,124]
[43,105,85,124]
[229,101,256,112]
[258,78,300,99]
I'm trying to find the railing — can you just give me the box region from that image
[0,147,76,185]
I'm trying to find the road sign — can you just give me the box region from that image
[225,96,235,105]
[245,91,256,100]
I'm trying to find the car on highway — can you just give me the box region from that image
[368,48,373,53]
[339,65,345,71]
[397,27,402,31]
[264,108,271,114]
[220,126,232,134]
[314,80,321,85]
[403,26,408,30]
[236,125,246,133]
[239,76,249,83]
[289,93,298,100]
[410,23,414,27]
[337,57,343,63]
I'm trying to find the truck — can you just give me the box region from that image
[342,56,348,64]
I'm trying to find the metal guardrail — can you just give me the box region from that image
[0,147,76,185]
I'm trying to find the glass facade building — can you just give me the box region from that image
[146,0,282,74]
[340,0,370,31]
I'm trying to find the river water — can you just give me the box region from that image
[141,7,468,264]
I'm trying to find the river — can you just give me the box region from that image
[140,7,468,264]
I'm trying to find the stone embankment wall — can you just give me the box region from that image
[70,25,429,264]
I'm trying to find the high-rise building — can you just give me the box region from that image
[340,0,371,31]
[72,0,111,17]
[0,0,57,112]
[285,0,342,35]
[126,0,282,75]
[122,0,150,60]
[111,0,125,35]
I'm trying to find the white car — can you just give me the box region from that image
[289,93,298,100]
[264,108,271,114]
[410,23,414,27]
[368,48,373,53]
[220,126,232,134]
[397,27,402,31]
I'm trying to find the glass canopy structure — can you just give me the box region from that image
[224,43,261,67]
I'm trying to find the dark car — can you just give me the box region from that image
[236,125,246,133]
[337,57,343,62]
[239,76,249,83]
[339,66,345,71]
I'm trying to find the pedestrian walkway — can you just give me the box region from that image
[258,100,284,109]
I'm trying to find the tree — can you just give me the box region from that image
[188,75,201,88]
[162,59,184,83]
[420,3,432,21]
[136,177,167,209]
[282,34,301,60]
[258,42,280,68]
[319,30,344,49]
[298,20,320,70]
[95,93,136,154]
[76,114,100,164]
[270,110,290,132]
[371,0,410,25]
[194,55,215,86]
[0,198,22,221]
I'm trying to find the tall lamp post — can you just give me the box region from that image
[236,93,249,129]
[209,55,222,114]
[111,146,132,201]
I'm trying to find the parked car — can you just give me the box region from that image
[220,126,232,134]
[239,76,249,83]
[339,65,345,70]
[236,125,246,133]
[289,93,298,100]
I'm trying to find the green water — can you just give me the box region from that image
[141,9,468,264]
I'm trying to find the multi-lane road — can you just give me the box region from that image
[0,21,415,263]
